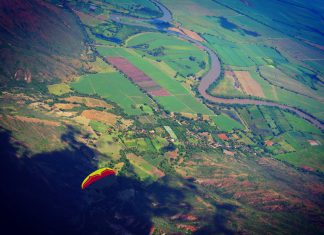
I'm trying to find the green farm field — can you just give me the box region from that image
[161,0,324,121]
[250,70,324,119]
[204,35,287,67]
[126,32,209,78]
[210,68,324,119]
[97,45,213,115]
[71,72,153,115]
[48,83,72,96]
[275,146,324,172]
[2,0,324,234]
[212,113,244,132]
[210,73,244,97]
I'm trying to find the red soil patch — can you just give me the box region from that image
[223,149,235,156]
[176,224,198,232]
[264,140,274,146]
[171,213,198,221]
[149,226,155,235]
[306,183,324,195]
[224,70,235,77]
[196,196,213,209]
[181,214,198,221]
[301,165,315,172]
[307,140,319,146]
[178,157,184,164]
[53,103,80,110]
[151,167,165,178]
[218,133,228,141]
[81,110,118,126]
[234,71,265,98]
[107,57,170,96]
[232,134,240,139]
[169,27,205,42]
[166,149,178,160]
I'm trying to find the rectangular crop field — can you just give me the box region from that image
[71,72,153,115]
[107,57,170,96]
[211,114,244,132]
[234,71,265,98]
[164,126,178,140]
[274,146,324,172]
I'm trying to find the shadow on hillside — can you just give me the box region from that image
[194,202,237,235]
[0,126,236,234]
[0,127,182,235]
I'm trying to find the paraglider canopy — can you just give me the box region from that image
[81,168,116,189]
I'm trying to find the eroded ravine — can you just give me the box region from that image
[110,0,324,130]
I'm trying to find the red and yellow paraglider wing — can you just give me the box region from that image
[81,168,116,189]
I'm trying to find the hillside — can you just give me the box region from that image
[0,0,88,85]
[0,0,323,234]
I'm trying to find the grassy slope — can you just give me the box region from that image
[0,0,86,84]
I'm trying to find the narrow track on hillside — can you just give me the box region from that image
[110,0,324,131]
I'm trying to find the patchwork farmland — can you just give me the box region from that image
[234,70,265,98]
[107,57,170,96]
[1,0,324,234]
[98,46,213,114]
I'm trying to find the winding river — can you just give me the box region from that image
[110,0,324,131]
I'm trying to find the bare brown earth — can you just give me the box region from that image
[107,57,170,96]
[264,140,274,146]
[62,96,113,109]
[218,133,228,141]
[176,224,198,232]
[165,149,178,160]
[73,9,105,25]
[53,103,80,110]
[0,115,60,127]
[234,71,265,98]
[81,110,118,126]
[182,153,324,219]
[169,27,205,42]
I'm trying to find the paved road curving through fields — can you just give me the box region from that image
[110,0,324,130]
